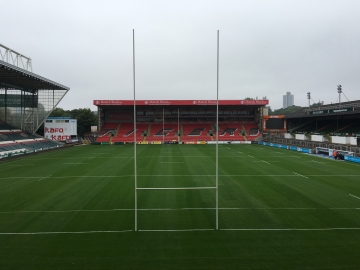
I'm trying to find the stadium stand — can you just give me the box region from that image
[0,127,63,157]
[95,122,119,142]
[146,123,179,142]
[181,123,213,142]
[216,122,245,141]
[112,122,149,142]
[94,100,269,143]
[242,121,260,140]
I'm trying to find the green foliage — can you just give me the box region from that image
[49,107,71,117]
[70,108,97,135]
[310,102,323,107]
[270,105,303,115]
[48,107,97,135]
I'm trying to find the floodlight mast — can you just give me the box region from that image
[307,92,311,108]
[163,108,164,144]
[337,85,342,105]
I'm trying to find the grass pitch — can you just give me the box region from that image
[1,144,360,269]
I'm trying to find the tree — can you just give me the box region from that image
[270,105,303,115]
[69,108,97,135]
[310,102,323,108]
[49,107,71,117]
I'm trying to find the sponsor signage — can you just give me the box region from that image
[344,155,360,164]
[310,110,327,115]
[310,107,353,115]
[329,108,353,113]
[45,118,77,141]
[259,142,312,153]
[93,100,269,106]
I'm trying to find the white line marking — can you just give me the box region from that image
[159,162,185,164]
[221,228,360,231]
[253,160,273,164]
[305,161,325,164]
[139,229,214,232]
[1,174,360,180]
[349,194,360,200]
[63,163,89,165]
[137,187,217,190]
[2,228,360,234]
[248,155,254,158]
[27,155,295,160]
[275,152,283,154]
[293,172,309,179]
[38,174,52,182]
[238,152,243,154]
[1,207,359,214]
[291,155,301,158]
[0,230,133,235]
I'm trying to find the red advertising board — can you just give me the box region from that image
[93,100,269,106]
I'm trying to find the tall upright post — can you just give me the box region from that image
[133,29,138,231]
[163,108,165,144]
[178,108,180,143]
[337,85,342,105]
[216,30,219,230]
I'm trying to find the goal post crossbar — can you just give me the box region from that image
[136,187,217,190]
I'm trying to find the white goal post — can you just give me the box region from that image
[132,30,220,231]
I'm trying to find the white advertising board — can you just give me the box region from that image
[44,118,77,141]
[331,136,347,144]
[311,135,326,142]
[295,134,307,140]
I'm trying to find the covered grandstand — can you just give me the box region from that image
[93,99,268,144]
[261,100,360,155]
[0,52,70,157]
[285,100,360,136]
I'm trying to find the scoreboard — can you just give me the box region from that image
[44,117,77,141]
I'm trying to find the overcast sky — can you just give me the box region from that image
[2,0,360,110]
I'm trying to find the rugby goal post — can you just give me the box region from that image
[132,30,220,231]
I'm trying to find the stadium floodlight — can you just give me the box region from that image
[337,85,342,104]
[307,92,311,108]
[337,85,342,93]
